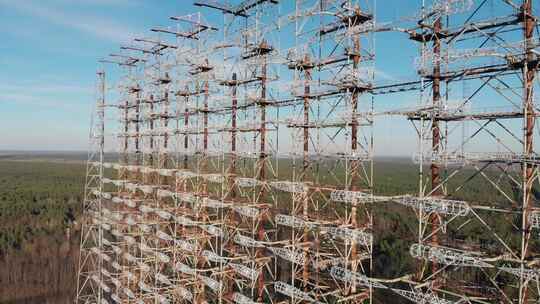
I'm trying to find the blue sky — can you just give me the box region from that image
[0,0,202,150]
[0,1,524,156]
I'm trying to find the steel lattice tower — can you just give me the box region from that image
[76,1,540,304]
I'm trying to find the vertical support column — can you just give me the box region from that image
[183,87,190,171]
[96,70,105,304]
[259,61,267,182]
[123,89,129,169]
[163,91,170,169]
[135,88,141,167]
[98,70,105,176]
[256,58,267,302]
[225,73,238,297]
[76,70,106,304]
[302,55,311,291]
[199,68,210,303]
[149,95,155,168]
[521,1,536,302]
[203,74,209,195]
[303,57,311,177]
[431,19,442,196]
[429,16,442,284]
[350,24,361,294]
[230,73,238,198]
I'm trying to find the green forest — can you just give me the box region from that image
[0,155,531,303]
[0,160,85,251]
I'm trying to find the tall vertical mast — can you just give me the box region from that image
[521,1,536,302]
[76,70,105,304]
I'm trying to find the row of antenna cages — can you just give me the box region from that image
[83,0,539,303]
[101,0,537,81]
[95,160,540,258]
[86,160,540,304]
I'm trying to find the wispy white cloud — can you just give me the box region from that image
[55,0,140,6]
[0,82,90,94]
[0,82,92,109]
[374,67,406,83]
[0,0,139,43]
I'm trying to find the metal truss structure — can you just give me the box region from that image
[76,1,540,304]
[385,0,540,303]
